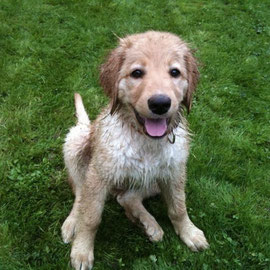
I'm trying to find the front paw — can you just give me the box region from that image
[179,223,209,252]
[71,238,94,270]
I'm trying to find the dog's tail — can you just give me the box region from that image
[63,93,91,189]
[74,93,90,125]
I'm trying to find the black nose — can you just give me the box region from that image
[148,94,171,115]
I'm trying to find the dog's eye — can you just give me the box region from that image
[130,69,144,79]
[169,68,181,78]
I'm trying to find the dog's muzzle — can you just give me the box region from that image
[133,109,169,139]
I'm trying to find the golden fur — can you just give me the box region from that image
[62,31,209,270]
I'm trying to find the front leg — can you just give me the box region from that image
[159,166,209,252]
[70,168,109,270]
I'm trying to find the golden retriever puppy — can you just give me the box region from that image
[62,31,209,270]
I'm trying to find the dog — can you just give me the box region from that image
[61,31,209,270]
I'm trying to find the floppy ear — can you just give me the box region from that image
[100,46,125,115]
[182,50,199,113]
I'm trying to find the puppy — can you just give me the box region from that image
[62,31,209,270]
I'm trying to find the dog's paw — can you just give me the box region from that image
[61,215,77,244]
[179,224,209,252]
[71,240,94,270]
[140,214,164,242]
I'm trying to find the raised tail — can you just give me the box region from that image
[74,93,90,125]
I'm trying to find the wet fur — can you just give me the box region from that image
[62,31,209,270]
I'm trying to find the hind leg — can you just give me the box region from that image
[61,178,81,244]
[62,111,91,244]
[117,187,164,242]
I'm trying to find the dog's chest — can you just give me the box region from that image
[98,116,189,185]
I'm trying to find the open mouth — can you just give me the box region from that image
[134,109,169,139]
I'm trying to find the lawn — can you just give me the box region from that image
[0,0,269,269]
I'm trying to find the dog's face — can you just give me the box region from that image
[100,31,199,139]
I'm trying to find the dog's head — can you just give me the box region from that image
[100,31,199,139]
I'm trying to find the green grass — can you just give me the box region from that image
[0,0,269,269]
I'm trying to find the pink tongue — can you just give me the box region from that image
[144,118,167,137]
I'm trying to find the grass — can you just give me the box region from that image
[0,0,269,269]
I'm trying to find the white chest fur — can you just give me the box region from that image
[96,113,189,187]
